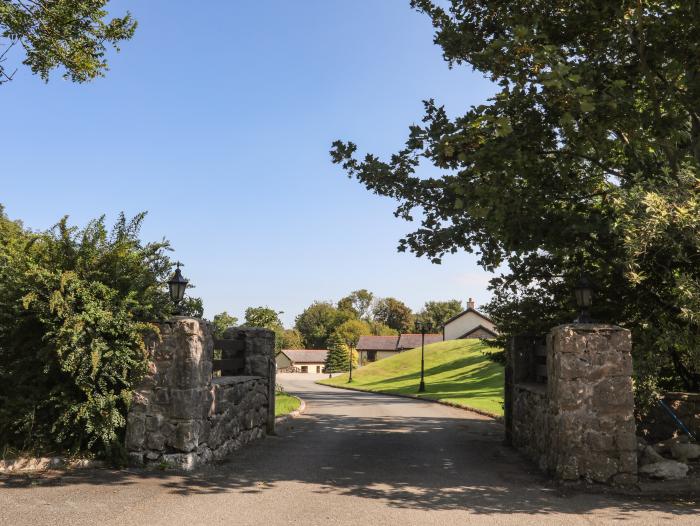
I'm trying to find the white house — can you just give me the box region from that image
[442,298,498,340]
[276,349,328,373]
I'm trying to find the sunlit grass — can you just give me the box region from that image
[319,339,504,416]
[275,392,302,417]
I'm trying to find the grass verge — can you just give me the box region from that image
[275,392,302,417]
[319,339,504,416]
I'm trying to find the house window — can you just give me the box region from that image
[367,351,377,362]
[301,366,308,373]
[316,366,321,373]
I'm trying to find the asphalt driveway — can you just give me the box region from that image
[1,373,697,525]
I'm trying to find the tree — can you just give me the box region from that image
[0,209,174,457]
[373,297,414,333]
[369,321,397,336]
[278,329,303,350]
[416,300,463,329]
[337,289,374,320]
[212,311,239,339]
[295,301,352,349]
[332,319,372,348]
[179,296,204,318]
[243,306,283,330]
[332,1,700,395]
[324,333,358,373]
[0,1,137,85]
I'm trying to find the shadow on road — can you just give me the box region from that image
[3,385,698,518]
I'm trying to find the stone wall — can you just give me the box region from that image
[509,324,638,485]
[125,318,275,470]
[638,392,700,443]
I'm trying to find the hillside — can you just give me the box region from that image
[319,339,504,416]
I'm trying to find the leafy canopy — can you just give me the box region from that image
[373,297,414,333]
[212,311,239,339]
[416,300,463,329]
[0,0,136,84]
[332,1,700,393]
[0,208,178,456]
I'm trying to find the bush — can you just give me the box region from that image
[0,209,182,456]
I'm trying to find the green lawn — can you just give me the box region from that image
[275,392,302,417]
[319,339,504,416]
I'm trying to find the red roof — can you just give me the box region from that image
[356,335,399,351]
[397,333,443,350]
[279,349,328,364]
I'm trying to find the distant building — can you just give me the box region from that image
[442,298,498,340]
[276,349,328,373]
[356,333,443,364]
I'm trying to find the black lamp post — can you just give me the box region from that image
[167,262,188,315]
[415,320,433,392]
[348,345,353,383]
[574,274,594,323]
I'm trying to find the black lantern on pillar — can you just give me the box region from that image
[574,274,594,323]
[168,262,188,314]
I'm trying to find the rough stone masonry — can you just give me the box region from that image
[511,324,637,485]
[125,318,275,470]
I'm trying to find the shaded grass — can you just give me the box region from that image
[319,339,504,416]
[275,392,302,417]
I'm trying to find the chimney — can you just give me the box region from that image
[467,298,476,310]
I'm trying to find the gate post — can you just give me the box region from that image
[547,324,637,485]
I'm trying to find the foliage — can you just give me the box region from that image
[331,1,700,395]
[416,300,463,329]
[369,320,397,336]
[0,208,176,455]
[243,306,283,330]
[324,333,358,373]
[212,311,239,339]
[373,297,414,333]
[179,296,204,318]
[332,319,372,348]
[337,289,374,320]
[278,328,303,350]
[295,301,353,349]
[0,0,137,85]
[320,339,504,416]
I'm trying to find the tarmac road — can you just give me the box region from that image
[1,373,697,525]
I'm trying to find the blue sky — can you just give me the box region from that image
[1,1,497,326]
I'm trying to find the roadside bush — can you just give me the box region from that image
[0,208,181,456]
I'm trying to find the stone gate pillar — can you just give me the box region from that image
[547,324,637,485]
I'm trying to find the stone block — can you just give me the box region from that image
[162,453,197,471]
[592,377,634,411]
[125,414,146,451]
[585,430,614,451]
[154,388,170,406]
[146,414,164,433]
[146,433,165,451]
[127,452,144,467]
[169,388,207,419]
[174,421,199,452]
[639,460,688,480]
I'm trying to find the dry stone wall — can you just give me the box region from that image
[510,324,637,485]
[125,318,274,470]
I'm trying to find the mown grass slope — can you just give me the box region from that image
[319,339,504,416]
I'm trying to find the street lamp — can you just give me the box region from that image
[167,262,188,315]
[348,345,353,383]
[574,274,594,323]
[415,320,433,393]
